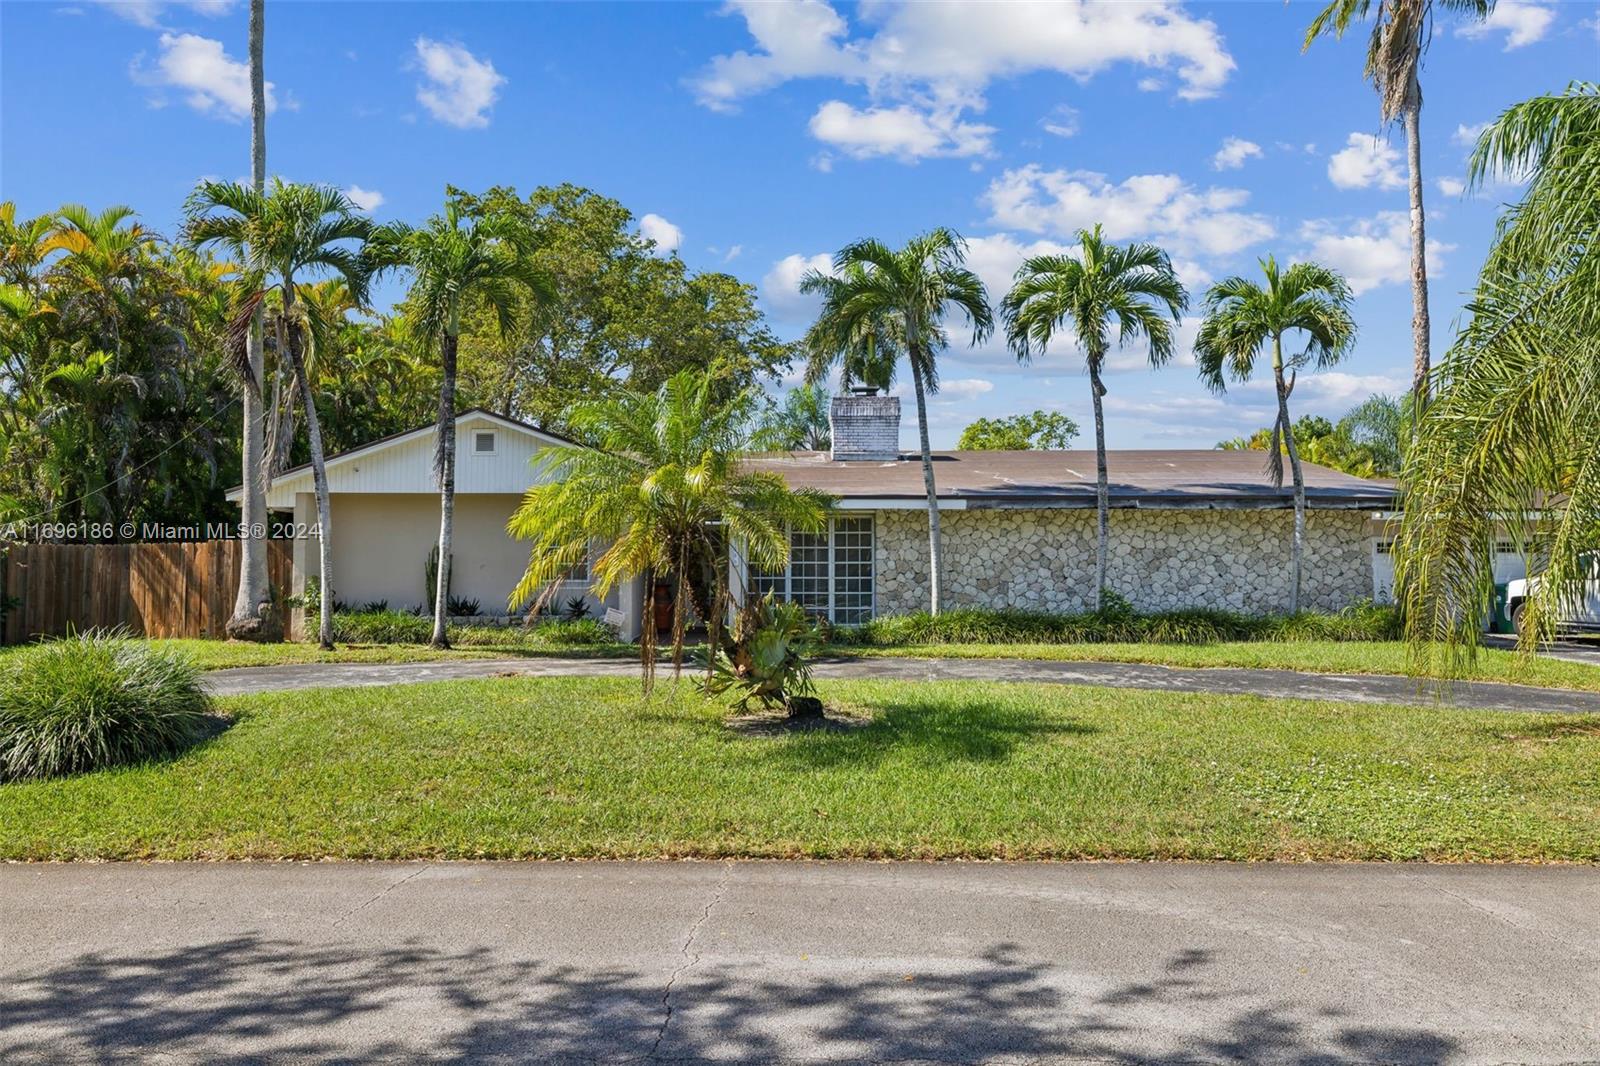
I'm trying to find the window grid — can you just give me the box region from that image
[746,517,874,624]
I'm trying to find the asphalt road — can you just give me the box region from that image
[203,653,1600,714]
[3,861,1597,1064]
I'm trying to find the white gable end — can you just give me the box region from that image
[232,412,570,508]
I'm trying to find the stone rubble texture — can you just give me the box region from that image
[870,507,1374,615]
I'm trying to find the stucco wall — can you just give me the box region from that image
[298,493,604,617]
[874,507,1375,615]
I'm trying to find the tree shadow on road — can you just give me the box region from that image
[0,935,1460,1064]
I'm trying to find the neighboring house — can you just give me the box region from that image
[738,392,1402,620]
[226,409,641,639]
[234,396,1414,643]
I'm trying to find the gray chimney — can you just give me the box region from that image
[829,388,901,461]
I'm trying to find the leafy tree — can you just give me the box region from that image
[1195,256,1357,612]
[370,205,555,648]
[507,368,832,688]
[802,229,992,615]
[1217,395,1409,478]
[760,384,831,451]
[957,410,1079,451]
[185,179,374,649]
[1303,0,1494,415]
[441,185,794,433]
[1000,225,1186,611]
[1395,83,1600,662]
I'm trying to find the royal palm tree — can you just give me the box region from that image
[1303,0,1493,416]
[1194,256,1357,612]
[185,179,374,649]
[370,206,554,648]
[227,0,276,641]
[1395,83,1600,665]
[1000,226,1187,612]
[508,367,832,689]
[800,230,991,615]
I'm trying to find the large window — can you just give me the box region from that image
[750,516,875,625]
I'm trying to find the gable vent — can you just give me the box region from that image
[473,431,497,454]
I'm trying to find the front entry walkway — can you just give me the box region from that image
[203,654,1600,714]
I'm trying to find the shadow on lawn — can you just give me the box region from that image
[0,934,1460,1064]
[774,699,1098,768]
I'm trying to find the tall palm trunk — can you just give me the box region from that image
[909,358,941,615]
[227,0,278,642]
[1088,361,1109,613]
[283,287,335,649]
[430,330,459,648]
[1402,70,1431,415]
[1272,336,1306,613]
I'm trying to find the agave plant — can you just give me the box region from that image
[703,593,823,717]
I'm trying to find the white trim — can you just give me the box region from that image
[226,411,570,502]
[838,497,968,511]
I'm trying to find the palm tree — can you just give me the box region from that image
[508,367,832,689]
[800,230,991,615]
[999,225,1187,612]
[799,264,900,393]
[1194,256,1357,612]
[185,179,374,649]
[370,206,554,648]
[1303,0,1493,416]
[1395,83,1600,666]
[226,0,276,641]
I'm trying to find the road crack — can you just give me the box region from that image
[647,861,733,1061]
[330,864,430,928]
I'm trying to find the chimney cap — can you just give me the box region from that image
[849,384,879,396]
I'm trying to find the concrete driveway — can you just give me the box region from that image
[203,653,1600,714]
[2,861,1596,1064]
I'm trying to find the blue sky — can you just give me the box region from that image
[3,0,1596,448]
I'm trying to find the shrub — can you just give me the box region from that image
[702,593,821,712]
[329,611,620,647]
[446,595,482,618]
[332,609,432,644]
[0,631,213,782]
[829,599,1399,648]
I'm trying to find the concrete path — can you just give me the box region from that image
[204,653,1600,714]
[2,861,1596,1064]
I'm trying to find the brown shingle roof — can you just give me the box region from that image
[744,449,1397,509]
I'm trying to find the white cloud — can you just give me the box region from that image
[1299,212,1454,295]
[1245,371,1409,410]
[344,185,384,212]
[1327,132,1404,190]
[638,213,682,255]
[413,37,504,129]
[761,252,833,320]
[1457,0,1556,49]
[1039,104,1079,138]
[1437,176,1466,197]
[1452,121,1488,147]
[131,32,271,121]
[961,233,1073,309]
[1137,76,1165,92]
[1211,136,1262,171]
[808,100,994,160]
[983,165,1275,257]
[933,378,994,401]
[95,0,231,29]
[723,244,743,262]
[692,0,1234,163]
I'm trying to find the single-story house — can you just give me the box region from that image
[227,409,644,639]
[235,393,1521,639]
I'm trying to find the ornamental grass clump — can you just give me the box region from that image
[0,630,213,782]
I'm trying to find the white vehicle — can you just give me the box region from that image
[1503,562,1600,635]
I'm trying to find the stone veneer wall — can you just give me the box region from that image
[872,507,1374,616]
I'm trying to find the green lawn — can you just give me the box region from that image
[4,676,1597,862]
[834,640,1600,693]
[85,638,639,671]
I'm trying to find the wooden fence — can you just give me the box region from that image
[0,540,293,644]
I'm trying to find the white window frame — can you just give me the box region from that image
[471,430,498,456]
[751,514,875,625]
